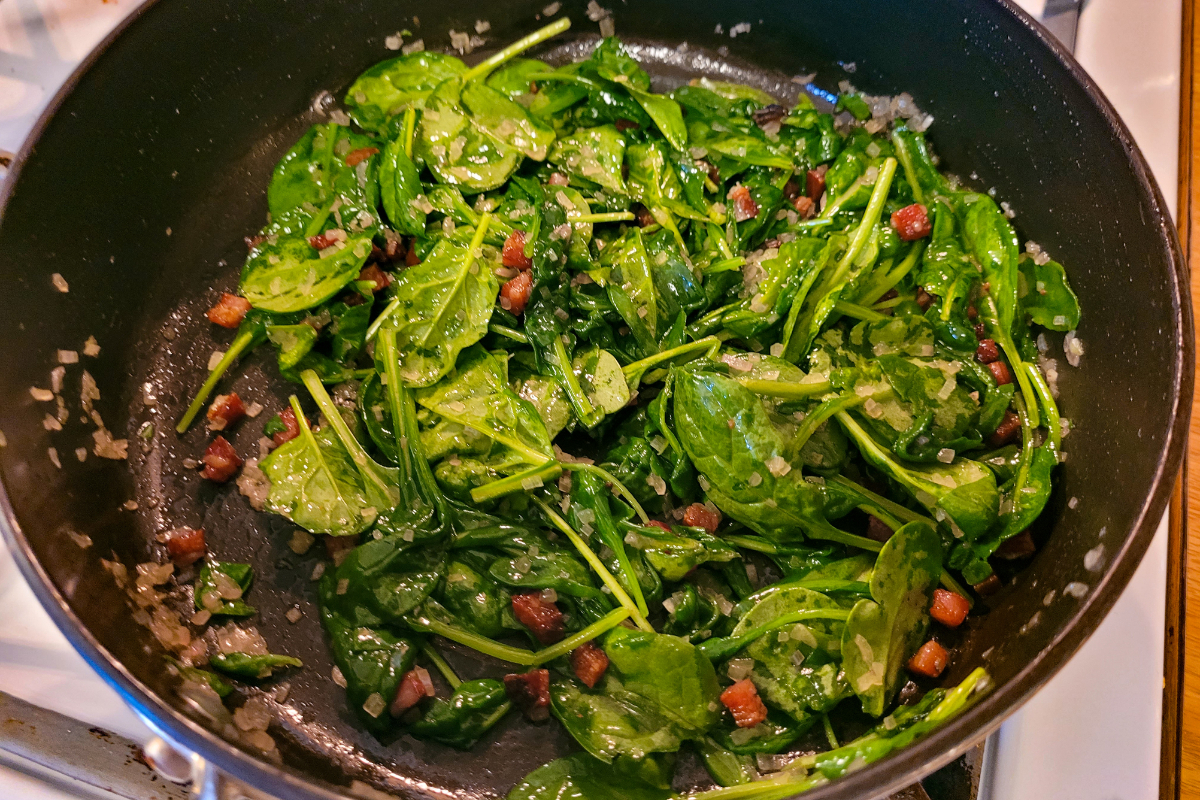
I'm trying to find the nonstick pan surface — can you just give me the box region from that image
[0,1,1190,798]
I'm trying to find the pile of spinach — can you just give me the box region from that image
[178,16,1084,797]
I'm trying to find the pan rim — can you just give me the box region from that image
[0,0,1191,798]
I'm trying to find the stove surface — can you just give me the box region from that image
[0,1,1181,799]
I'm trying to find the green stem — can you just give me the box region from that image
[1024,361,1061,458]
[461,18,571,82]
[822,714,840,750]
[703,256,747,274]
[623,336,721,385]
[560,462,650,525]
[832,300,886,323]
[532,498,654,632]
[552,335,601,427]
[365,295,401,343]
[422,643,461,689]
[530,608,630,665]
[697,608,852,661]
[488,323,529,343]
[402,107,417,159]
[828,158,897,284]
[791,394,866,454]
[892,133,925,205]
[721,535,778,554]
[567,211,635,224]
[300,370,397,506]
[413,616,537,665]
[734,378,833,400]
[176,327,257,433]
[470,460,562,504]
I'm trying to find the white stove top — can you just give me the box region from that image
[0,1,1180,799]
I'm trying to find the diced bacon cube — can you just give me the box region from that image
[206,393,246,431]
[502,230,533,271]
[271,408,303,447]
[163,527,206,566]
[548,172,570,187]
[504,669,551,721]
[891,203,932,241]
[632,203,656,228]
[206,294,251,329]
[570,641,609,688]
[995,530,1037,560]
[866,515,894,543]
[390,667,435,716]
[930,589,970,628]
[720,678,768,728]
[200,436,242,483]
[806,167,827,201]
[915,287,934,311]
[728,184,759,223]
[499,271,533,316]
[974,339,1000,364]
[906,640,949,678]
[323,534,358,566]
[512,592,564,644]
[358,264,391,292]
[988,410,1021,448]
[973,574,1002,596]
[309,232,337,250]
[792,195,816,219]
[345,146,380,167]
[682,503,722,534]
[987,361,1012,385]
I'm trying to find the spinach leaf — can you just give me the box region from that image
[602,229,659,354]
[173,664,233,697]
[194,561,255,617]
[409,678,509,749]
[713,710,811,755]
[416,79,522,192]
[695,738,757,787]
[573,347,630,415]
[602,625,722,733]
[209,652,302,680]
[505,753,672,800]
[441,559,512,638]
[550,674,690,764]
[266,323,318,371]
[548,126,628,195]
[320,600,419,734]
[328,536,445,625]
[461,80,556,161]
[240,235,372,313]
[380,237,500,387]
[1018,256,1081,331]
[266,124,381,237]
[960,194,1020,336]
[623,523,738,581]
[345,52,467,132]
[842,521,942,716]
[379,135,427,236]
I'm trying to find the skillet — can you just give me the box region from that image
[0,0,1190,797]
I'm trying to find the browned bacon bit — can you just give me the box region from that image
[866,515,894,543]
[752,104,787,128]
[782,177,801,200]
[915,287,934,311]
[879,288,899,303]
[966,304,978,321]
[344,146,380,167]
[500,272,534,316]
[646,520,672,532]
[973,574,1002,596]
[792,195,816,219]
[728,184,759,223]
[974,339,1000,364]
[720,679,768,728]
[502,230,533,270]
[929,589,970,628]
[988,410,1021,448]
[206,392,246,431]
[615,117,640,131]
[512,592,564,644]
[390,667,435,716]
[244,234,266,251]
[632,203,656,228]
[891,203,933,241]
[974,321,988,340]
[548,172,570,187]
[504,669,551,721]
[682,503,722,534]
[698,159,720,184]
[898,680,921,705]
[323,534,358,565]
[308,232,338,250]
[570,641,609,688]
[907,640,949,678]
[806,166,828,201]
[358,264,391,292]
[163,527,206,566]
[405,242,421,266]
[272,407,303,447]
[200,436,242,483]
[381,234,406,263]
[206,293,252,329]
[995,530,1037,560]
[987,361,1012,385]
[529,81,539,93]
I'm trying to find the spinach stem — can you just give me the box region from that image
[489,323,529,343]
[829,158,897,283]
[734,377,833,400]
[532,498,654,632]
[721,535,777,553]
[176,327,256,433]
[1023,361,1061,457]
[300,370,398,505]
[470,460,562,504]
[364,296,401,343]
[790,394,866,453]
[703,256,746,274]
[402,106,417,160]
[530,608,630,665]
[422,643,461,689]
[697,608,853,660]
[567,211,635,224]
[413,615,537,665]
[560,462,650,525]
[622,335,721,385]
[857,241,924,306]
[552,334,601,427]
[822,713,840,750]
[461,18,572,82]
[832,300,886,323]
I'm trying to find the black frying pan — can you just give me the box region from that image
[0,1,1190,798]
